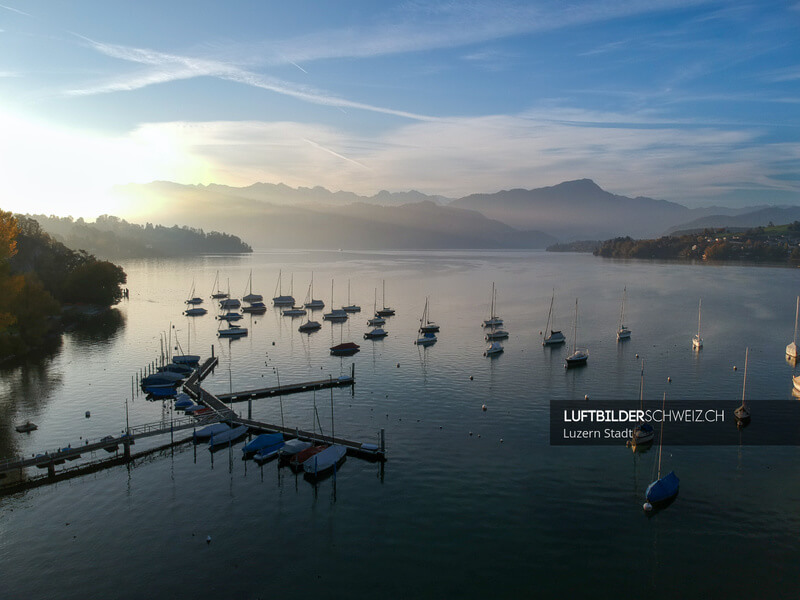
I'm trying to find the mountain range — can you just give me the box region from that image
[110,179,799,249]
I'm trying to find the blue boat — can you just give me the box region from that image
[242,433,284,456]
[644,392,679,511]
[174,395,193,409]
[208,425,249,449]
[253,440,287,463]
[645,471,680,505]
[172,354,201,367]
[147,385,178,399]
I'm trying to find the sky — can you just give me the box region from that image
[1,0,799,218]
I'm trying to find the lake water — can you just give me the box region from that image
[1,250,799,599]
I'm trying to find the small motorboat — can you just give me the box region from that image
[330,342,360,356]
[485,329,509,341]
[367,315,386,327]
[15,421,38,433]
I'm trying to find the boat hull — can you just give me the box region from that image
[645,471,679,505]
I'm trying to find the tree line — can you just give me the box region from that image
[26,214,252,259]
[0,212,127,360]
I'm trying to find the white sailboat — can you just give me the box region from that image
[219,278,241,309]
[565,299,588,368]
[787,296,799,360]
[542,289,565,346]
[304,273,325,310]
[242,270,263,303]
[414,297,437,346]
[692,299,703,349]
[482,283,503,328]
[342,279,361,313]
[734,347,751,423]
[367,288,386,326]
[210,271,228,299]
[323,280,348,322]
[376,280,395,317]
[272,270,295,306]
[616,286,631,341]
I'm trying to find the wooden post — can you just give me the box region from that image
[123,438,131,460]
[211,344,214,358]
[47,460,55,478]
[380,428,385,453]
[248,397,252,420]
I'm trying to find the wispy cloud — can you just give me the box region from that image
[0,3,32,17]
[68,36,439,122]
[303,138,370,169]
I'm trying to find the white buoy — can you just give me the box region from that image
[469,375,473,381]
[584,394,589,400]
[733,365,737,371]
[500,438,504,443]
[481,404,487,411]
[667,376,672,382]
[206,535,212,544]
[635,354,639,359]
[643,502,653,512]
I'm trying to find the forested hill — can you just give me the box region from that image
[0,212,127,360]
[25,214,252,259]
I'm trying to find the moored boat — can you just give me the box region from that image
[303,444,347,478]
[484,341,504,356]
[565,299,588,368]
[193,422,230,442]
[290,444,329,471]
[15,421,38,433]
[242,433,284,457]
[364,328,388,339]
[330,342,360,356]
[208,425,249,449]
[218,324,248,337]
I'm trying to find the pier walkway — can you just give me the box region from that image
[1,354,384,484]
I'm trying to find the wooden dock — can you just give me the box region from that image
[216,374,354,403]
[0,354,384,485]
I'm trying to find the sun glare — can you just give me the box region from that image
[0,111,208,220]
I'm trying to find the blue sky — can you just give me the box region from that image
[1,0,799,217]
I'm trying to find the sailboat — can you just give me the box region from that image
[185,281,203,305]
[272,270,295,306]
[304,273,325,309]
[482,283,503,328]
[323,280,348,322]
[419,297,439,333]
[242,270,263,303]
[542,289,565,346]
[484,341,504,356]
[616,286,631,341]
[630,361,654,448]
[376,280,395,317]
[342,279,361,313]
[414,297,437,346]
[367,288,386,326]
[787,296,799,360]
[734,347,751,423]
[219,279,241,309]
[565,299,588,368]
[644,393,679,510]
[692,299,703,349]
[210,271,229,299]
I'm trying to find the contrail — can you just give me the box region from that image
[0,3,32,17]
[303,138,369,169]
[288,60,308,74]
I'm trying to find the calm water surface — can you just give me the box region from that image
[1,250,799,599]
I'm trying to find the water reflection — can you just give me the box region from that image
[0,344,64,477]
[64,308,125,344]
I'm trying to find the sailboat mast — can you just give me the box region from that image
[697,299,702,337]
[639,360,645,410]
[573,299,579,353]
[620,287,626,328]
[742,347,749,406]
